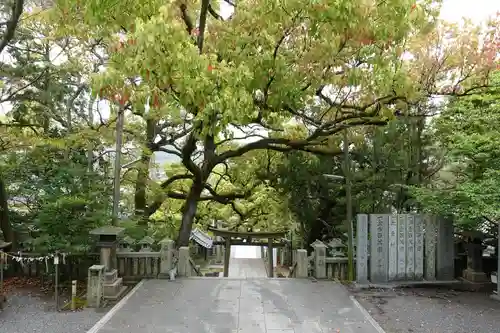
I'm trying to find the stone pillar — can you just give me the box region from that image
[356,214,369,284]
[215,221,224,264]
[223,237,231,277]
[100,247,111,271]
[436,218,454,280]
[268,238,274,278]
[159,238,174,278]
[295,249,308,278]
[371,214,389,283]
[424,215,437,280]
[87,265,105,308]
[177,246,190,277]
[311,240,327,279]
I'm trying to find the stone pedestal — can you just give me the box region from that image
[103,269,126,299]
[87,265,105,308]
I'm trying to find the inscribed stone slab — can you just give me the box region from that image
[356,214,369,283]
[388,214,398,281]
[436,218,454,280]
[397,214,407,280]
[414,214,424,280]
[424,215,437,280]
[406,214,416,280]
[369,214,389,283]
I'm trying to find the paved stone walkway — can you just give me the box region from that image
[228,258,267,278]
[88,279,384,333]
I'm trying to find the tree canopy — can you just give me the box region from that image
[0,0,498,252]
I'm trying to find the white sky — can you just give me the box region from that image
[440,0,500,23]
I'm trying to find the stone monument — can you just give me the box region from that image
[90,226,127,300]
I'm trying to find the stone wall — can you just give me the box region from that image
[356,214,455,284]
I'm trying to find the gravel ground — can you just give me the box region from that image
[0,289,106,333]
[351,286,500,333]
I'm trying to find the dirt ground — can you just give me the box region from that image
[350,286,500,333]
[0,277,105,333]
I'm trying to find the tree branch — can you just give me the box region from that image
[0,0,24,55]
[197,0,210,53]
[145,174,194,216]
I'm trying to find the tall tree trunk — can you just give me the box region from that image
[135,154,151,223]
[0,175,15,247]
[176,181,204,247]
[135,119,155,224]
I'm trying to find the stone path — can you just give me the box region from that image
[228,258,267,278]
[87,278,384,333]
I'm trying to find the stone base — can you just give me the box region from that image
[457,277,494,292]
[490,293,500,302]
[462,269,489,283]
[103,277,126,300]
[355,279,461,289]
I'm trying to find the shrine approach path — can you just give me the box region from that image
[86,277,385,333]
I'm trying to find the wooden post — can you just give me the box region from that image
[268,238,274,278]
[223,237,231,277]
[71,280,77,311]
[54,254,59,311]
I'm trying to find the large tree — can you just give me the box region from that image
[52,0,499,246]
[412,73,500,231]
[0,0,24,55]
[0,4,112,248]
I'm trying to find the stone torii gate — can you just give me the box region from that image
[208,227,287,278]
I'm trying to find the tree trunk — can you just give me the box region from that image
[0,175,15,247]
[176,181,204,247]
[136,119,155,224]
[135,154,151,223]
[306,218,324,254]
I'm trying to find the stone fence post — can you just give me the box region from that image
[87,265,105,308]
[311,240,327,279]
[159,238,174,278]
[295,249,308,278]
[177,246,190,277]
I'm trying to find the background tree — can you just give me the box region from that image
[51,0,498,248]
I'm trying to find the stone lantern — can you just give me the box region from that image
[89,226,126,300]
[138,236,155,252]
[118,236,136,252]
[462,230,488,283]
[327,238,346,257]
